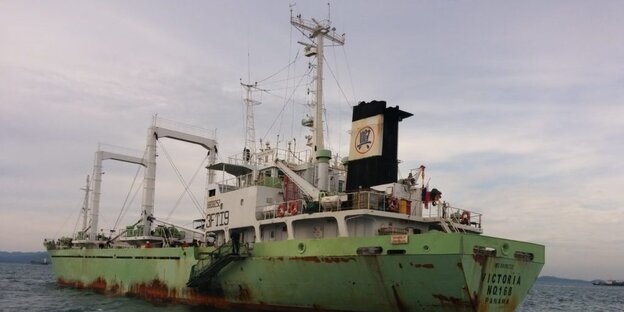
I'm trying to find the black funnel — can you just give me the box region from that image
[345,100,412,191]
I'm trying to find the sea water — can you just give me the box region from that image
[518,282,624,312]
[1,262,623,311]
[0,263,218,312]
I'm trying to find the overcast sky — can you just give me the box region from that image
[1,1,623,280]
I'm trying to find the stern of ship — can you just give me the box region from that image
[459,234,544,311]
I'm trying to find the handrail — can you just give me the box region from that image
[227,148,312,167]
[252,190,483,230]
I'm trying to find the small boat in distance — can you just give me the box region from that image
[592,280,624,286]
[30,258,49,265]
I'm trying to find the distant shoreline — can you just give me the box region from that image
[0,251,50,264]
[537,275,591,284]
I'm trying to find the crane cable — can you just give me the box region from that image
[115,179,144,233]
[157,140,206,217]
[341,46,358,106]
[165,152,209,221]
[112,153,146,231]
[261,65,313,142]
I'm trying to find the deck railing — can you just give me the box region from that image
[227,148,312,167]
[216,172,285,193]
[254,190,482,229]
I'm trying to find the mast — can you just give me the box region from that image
[290,13,345,152]
[141,118,158,237]
[80,175,91,236]
[89,150,103,240]
[241,81,262,163]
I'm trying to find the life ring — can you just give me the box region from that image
[460,211,471,225]
[277,203,286,218]
[288,201,299,215]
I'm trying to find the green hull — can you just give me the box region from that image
[49,232,544,311]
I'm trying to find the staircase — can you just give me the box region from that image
[187,242,248,288]
[440,220,465,233]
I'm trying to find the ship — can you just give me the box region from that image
[45,12,544,311]
[592,280,624,286]
[30,258,49,265]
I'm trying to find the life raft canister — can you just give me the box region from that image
[277,203,286,218]
[288,201,299,215]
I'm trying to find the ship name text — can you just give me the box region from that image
[482,271,522,305]
[207,199,221,209]
[206,210,229,228]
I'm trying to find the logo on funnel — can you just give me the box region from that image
[355,126,375,154]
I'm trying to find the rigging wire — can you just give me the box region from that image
[323,54,354,108]
[341,46,358,106]
[115,179,144,232]
[319,45,344,154]
[70,200,84,239]
[112,158,145,231]
[324,107,332,152]
[257,74,308,87]
[331,41,343,156]
[53,201,80,239]
[157,141,205,217]
[261,66,313,141]
[293,22,316,46]
[240,46,301,151]
[58,175,93,239]
[257,52,300,84]
[261,90,307,107]
[165,153,209,220]
[287,20,295,140]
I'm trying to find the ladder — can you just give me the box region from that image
[187,243,248,288]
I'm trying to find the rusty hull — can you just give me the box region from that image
[49,233,544,311]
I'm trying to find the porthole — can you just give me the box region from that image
[297,242,306,254]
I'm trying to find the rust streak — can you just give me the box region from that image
[391,285,408,312]
[56,276,362,311]
[238,284,252,302]
[186,291,229,308]
[88,277,107,293]
[58,277,85,289]
[56,277,228,309]
[470,291,479,311]
[129,279,174,302]
[323,256,356,263]
[290,256,321,263]
[433,294,471,308]
[109,282,120,294]
[473,254,487,267]
[289,256,356,263]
